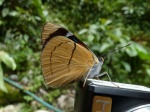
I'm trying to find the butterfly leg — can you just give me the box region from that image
[95,72,111,80]
[95,72,119,88]
[82,70,92,87]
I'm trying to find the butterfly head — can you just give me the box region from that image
[98,57,105,65]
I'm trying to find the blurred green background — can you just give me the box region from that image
[0,0,150,112]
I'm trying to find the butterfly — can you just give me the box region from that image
[40,23,104,87]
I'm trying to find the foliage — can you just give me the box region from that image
[44,0,150,86]
[0,83,23,105]
[20,103,34,112]
[0,0,150,111]
[0,51,16,92]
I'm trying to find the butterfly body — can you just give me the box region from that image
[41,23,103,87]
[87,61,103,78]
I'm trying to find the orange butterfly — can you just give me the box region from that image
[41,23,104,87]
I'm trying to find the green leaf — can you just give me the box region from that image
[0,63,7,92]
[23,95,33,102]
[121,61,131,72]
[78,29,88,35]
[104,20,112,26]
[134,43,150,60]
[126,44,138,57]
[138,52,150,60]
[114,28,122,37]
[9,11,19,17]
[32,0,44,18]
[88,34,94,42]
[134,43,147,54]
[2,8,9,17]
[146,69,150,76]
[0,0,4,5]
[99,43,111,52]
[0,51,16,70]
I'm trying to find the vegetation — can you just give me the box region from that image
[0,0,150,111]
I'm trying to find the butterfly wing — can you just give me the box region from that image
[41,23,99,87]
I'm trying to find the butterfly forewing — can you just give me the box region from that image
[41,23,99,87]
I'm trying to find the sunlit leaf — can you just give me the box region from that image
[146,69,150,76]
[107,32,119,41]
[2,8,9,17]
[0,0,4,5]
[126,44,138,57]
[134,43,147,54]
[9,11,19,16]
[121,61,131,72]
[114,28,122,37]
[91,44,101,52]
[89,24,98,34]
[78,29,88,35]
[104,20,112,26]
[134,43,150,60]
[0,51,16,70]
[99,43,111,52]
[88,34,94,42]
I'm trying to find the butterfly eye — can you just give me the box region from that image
[99,57,104,62]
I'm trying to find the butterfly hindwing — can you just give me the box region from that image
[41,23,99,87]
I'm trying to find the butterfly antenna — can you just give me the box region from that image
[101,43,131,57]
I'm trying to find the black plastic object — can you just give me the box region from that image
[74,79,150,112]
